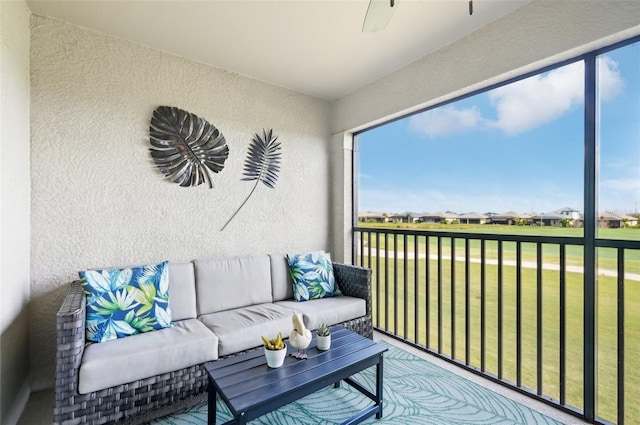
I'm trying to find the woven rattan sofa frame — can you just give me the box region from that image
[54,262,372,425]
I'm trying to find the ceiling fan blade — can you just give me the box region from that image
[362,0,397,33]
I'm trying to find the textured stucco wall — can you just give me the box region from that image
[332,0,640,134]
[0,0,32,423]
[30,15,330,389]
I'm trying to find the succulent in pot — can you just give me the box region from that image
[316,324,331,351]
[262,333,287,368]
[317,323,330,337]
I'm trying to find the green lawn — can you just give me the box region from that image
[357,225,639,424]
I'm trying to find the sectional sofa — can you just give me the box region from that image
[54,254,372,425]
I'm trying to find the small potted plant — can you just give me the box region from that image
[316,323,331,351]
[261,333,287,368]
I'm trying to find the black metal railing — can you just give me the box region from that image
[353,226,639,425]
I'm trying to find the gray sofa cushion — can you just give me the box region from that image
[194,255,272,315]
[199,303,295,356]
[275,296,366,330]
[269,254,293,301]
[78,319,217,394]
[168,262,197,321]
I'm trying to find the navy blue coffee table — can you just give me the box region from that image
[204,326,387,425]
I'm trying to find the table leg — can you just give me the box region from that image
[208,378,217,425]
[376,354,384,419]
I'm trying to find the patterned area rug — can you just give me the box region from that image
[151,342,563,425]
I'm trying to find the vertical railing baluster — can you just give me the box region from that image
[481,239,486,372]
[618,248,625,425]
[438,236,442,354]
[353,229,358,266]
[360,231,365,267]
[451,237,456,360]
[516,241,522,388]
[537,242,543,395]
[367,231,372,268]
[375,232,380,328]
[426,236,431,350]
[560,244,566,406]
[384,232,389,332]
[404,233,409,339]
[414,235,420,344]
[465,238,471,365]
[394,233,398,335]
[498,240,503,380]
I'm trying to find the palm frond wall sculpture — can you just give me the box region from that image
[221,129,281,231]
[149,106,229,188]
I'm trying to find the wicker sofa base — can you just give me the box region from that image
[58,365,207,425]
[54,315,370,425]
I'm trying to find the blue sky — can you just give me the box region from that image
[358,41,639,215]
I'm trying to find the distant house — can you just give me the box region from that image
[531,212,565,227]
[555,206,581,220]
[404,212,420,223]
[520,212,538,225]
[491,211,525,225]
[441,212,459,223]
[388,213,410,223]
[414,212,433,223]
[415,211,458,224]
[416,212,442,223]
[458,212,488,224]
[598,211,639,228]
[358,211,386,223]
[622,213,639,226]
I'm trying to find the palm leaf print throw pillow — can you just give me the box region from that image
[79,261,172,343]
[286,251,342,302]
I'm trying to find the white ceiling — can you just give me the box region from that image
[26,0,529,101]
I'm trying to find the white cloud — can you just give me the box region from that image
[598,56,624,101]
[408,59,624,139]
[601,177,640,192]
[483,58,622,136]
[486,62,585,135]
[408,105,482,138]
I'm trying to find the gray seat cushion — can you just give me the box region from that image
[269,253,294,301]
[275,296,366,330]
[199,303,296,356]
[78,319,217,394]
[194,255,272,315]
[168,262,197,321]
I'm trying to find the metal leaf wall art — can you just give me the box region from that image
[149,106,229,188]
[221,129,282,231]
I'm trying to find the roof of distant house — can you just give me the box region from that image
[458,212,488,219]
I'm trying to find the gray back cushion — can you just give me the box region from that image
[269,254,293,301]
[168,262,197,321]
[194,255,272,315]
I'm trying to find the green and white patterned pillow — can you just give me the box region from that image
[79,261,172,343]
[286,251,342,302]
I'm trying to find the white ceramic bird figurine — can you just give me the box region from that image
[289,312,312,359]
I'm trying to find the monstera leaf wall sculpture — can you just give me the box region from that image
[149,106,229,188]
[221,129,282,231]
